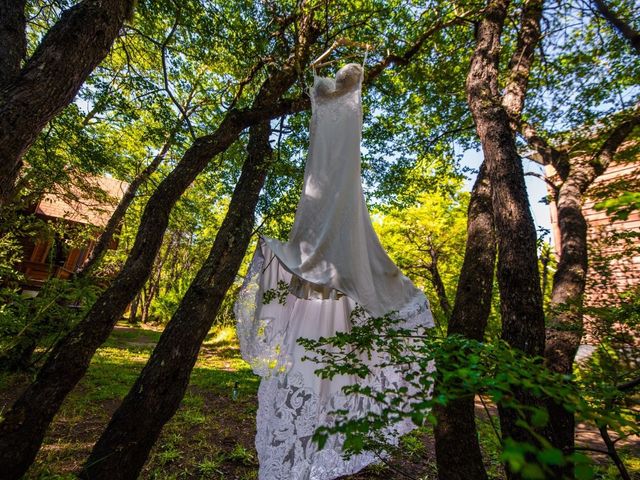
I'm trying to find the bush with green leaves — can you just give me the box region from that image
[298,308,636,480]
[0,278,101,371]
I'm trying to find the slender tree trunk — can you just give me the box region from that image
[543,167,587,454]
[0,0,136,205]
[0,0,26,90]
[0,19,320,477]
[128,293,140,325]
[544,114,640,455]
[435,162,496,480]
[428,247,452,319]
[78,139,173,276]
[540,245,550,297]
[82,121,273,479]
[466,1,546,474]
[140,293,150,324]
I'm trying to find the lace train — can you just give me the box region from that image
[235,240,434,480]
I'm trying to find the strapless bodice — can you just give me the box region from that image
[311,63,363,125]
[312,63,363,99]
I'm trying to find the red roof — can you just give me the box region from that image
[35,175,129,228]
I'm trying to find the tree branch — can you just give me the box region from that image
[520,120,570,178]
[616,375,640,392]
[159,5,198,141]
[268,12,478,120]
[365,13,475,82]
[0,0,27,90]
[0,0,137,205]
[592,0,640,55]
[502,0,544,127]
[593,108,640,175]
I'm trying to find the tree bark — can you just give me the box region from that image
[82,120,272,479]
[427,248,452,320]
[466,1,546,473]
[0,13,321,476]
[592,0,640,55]
[78,139,173,276]
[435,162,496,480]
[543,113,640,454]
[0,0,136,205]
[0,0,26,90]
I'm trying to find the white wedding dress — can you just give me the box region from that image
[235,63,434,480]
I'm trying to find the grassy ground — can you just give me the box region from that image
[0,323,637,479]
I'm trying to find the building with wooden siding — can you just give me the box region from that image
[18,175,128,290]
[547,160,640,304]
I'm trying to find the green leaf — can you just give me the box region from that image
[521,463,545,479]
[574,463,595,480]
[537,447,565,466]
[531,408,549,428]
[411,412,424,426]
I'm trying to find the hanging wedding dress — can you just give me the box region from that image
[235,62,434,480]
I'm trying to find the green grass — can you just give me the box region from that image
[0,323,636,479]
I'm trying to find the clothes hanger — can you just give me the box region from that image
[310,38,372,70]
[312,53,360,69]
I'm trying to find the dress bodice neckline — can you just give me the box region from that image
[314,62,363,83]
[312,63,363,98]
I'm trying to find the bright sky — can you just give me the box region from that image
[459,148,553,244]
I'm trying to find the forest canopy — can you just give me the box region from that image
[0,0,638,479]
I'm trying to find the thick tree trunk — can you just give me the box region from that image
[543,167,587,454]
[0,16,320,476]
[0,116,247,480]
[78,139,172,276]
[435,162,496,480]
[0,0,26,90]
[466,1,546,473]
[82,121,272,479]
[0,0,135,205]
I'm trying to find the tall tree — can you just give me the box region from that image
[466,1,547,474]
[0,4,478,475]
[434,162,495,480]
[517,0,639,455]
[0,0,136,205]
[83,118,274,479]
[523,105,640,455]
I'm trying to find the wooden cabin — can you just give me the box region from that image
[18,175,128,290]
